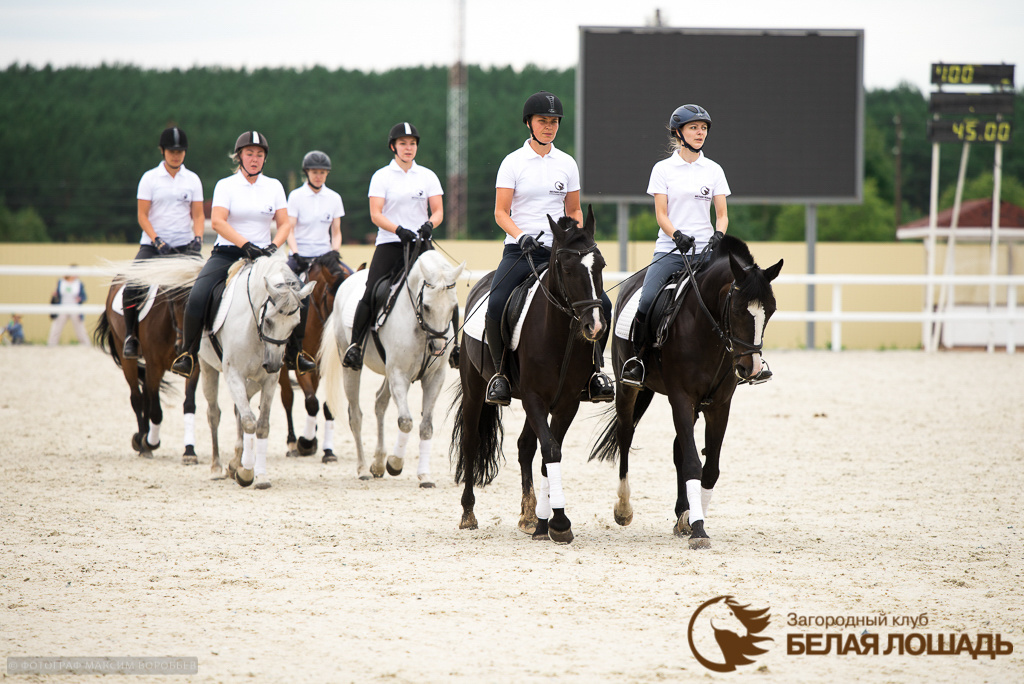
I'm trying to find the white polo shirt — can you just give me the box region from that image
[136,162,204,247]
[287,183,345,257]
[647,151,731,254]
[211,171,287,248]
[495,140,580,248]
[367,160,443,245]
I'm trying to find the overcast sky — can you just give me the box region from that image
[1,0,1022,94]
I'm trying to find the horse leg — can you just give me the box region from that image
[182,368,199,466]
[296,372,320,457]
[612,386,647,527]
[696,401,732,528]
[279,370,299,458]
[667,392,709,549]
[143,363,163,453]
[321,401,337,463]
[375,378,395,478]
[225,372,256,487]
[344,368,370,479]
[522,394,578,544]
[457,369,489,531]
[412,370,445,488]
[516,422,539,535]
[383,368,414,478]
[201,360,223,478]
[252,376,277,489]
[125,360,152,458]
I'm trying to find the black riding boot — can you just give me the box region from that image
[484,314,511,406]
[620,311,647,389]
[285,301,316,375]
[582,328,615,403]
[171,310,202,378]
[121,285,145,359]
[447,304,460,368]
[343,300,371,370]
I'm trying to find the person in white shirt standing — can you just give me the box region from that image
[48,271,90,346]
[483,91,614,406]
[342,122,445,371]
[123,126,205,359]
[171,131,298,377]
[283,150,345,372]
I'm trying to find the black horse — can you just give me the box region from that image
[591,235,783,549]
[452,208,608,543]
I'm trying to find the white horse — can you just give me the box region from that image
[319,249,464,486]
[117,253,314,489]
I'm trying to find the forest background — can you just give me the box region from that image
[1,63,1022,244]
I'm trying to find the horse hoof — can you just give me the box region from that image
[370,462,385,478]
[614,511,633,526]
[418,480,435,488]
[459,512,478,530]
[548,526,574,544]
[254,476,271,490]
[358,474,373,481]
[210,467,225,480]
[674,511,692,537]
[386,458,403,477]
[532,519,550,540]
[285,448,300,459]
[518,518,537,535]
[182,452,198,466]
[297,436,317,456]
[321,450,337,464]
[687,519,711,550]
[131,433,144,453]
[234,467,254,488]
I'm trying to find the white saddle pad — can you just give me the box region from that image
[340,270,369,332]
[211,268,246,335]
[614,276,690,341]
[463,280,541,351]
[112,284,159,321]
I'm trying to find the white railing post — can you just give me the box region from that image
[831,284,842,352]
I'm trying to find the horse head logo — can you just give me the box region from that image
[701,186,711,196]
[687,595,772,672]
[554,181,565,191]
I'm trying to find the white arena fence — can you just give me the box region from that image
[3,265,1022,353]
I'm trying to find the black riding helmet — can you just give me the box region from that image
[234,130,269,155]
[388,122,419,153]
[522,91,563,124]
[159,126,188,151]
[670,104,712,153]
[301,150,331,171]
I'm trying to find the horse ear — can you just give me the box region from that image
[299,281,316,298]
[548,214,566,243]
[449,261,466,282]
[728,252,749,284]
[763,259,784,282]
[583,204,596,237]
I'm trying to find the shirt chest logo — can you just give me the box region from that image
[549,180,566,196]
[695,186,712,202]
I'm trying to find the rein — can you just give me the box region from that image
[399,240,457,381]
[246,263,299,347]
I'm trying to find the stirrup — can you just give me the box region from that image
[582,372,615,403]
[342,343,363,370]
[290,350,317,376]
[620,357,645,389]
[485,373,511,406]
[122,335,140,360]
[448,344,460,369]
[171,351,194,378]
[743,359,772,385]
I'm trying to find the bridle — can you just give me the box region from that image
[246,264,300,347]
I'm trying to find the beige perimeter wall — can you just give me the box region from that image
[2,241,1020,349]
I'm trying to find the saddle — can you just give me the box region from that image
[500,267,544,347]
[366,265,413,364]
[648,270,694,349]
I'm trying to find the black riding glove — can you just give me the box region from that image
[517,233,540,255]
[672,230,695,254]
[153,236,172,255]
[396,226,417,244]
[708,230,725,251]
[265,243,278,255]
[187,236,202,255]
[241,242,268,260]
[418,221,433,242]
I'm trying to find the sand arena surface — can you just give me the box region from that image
[1,345,1022,683]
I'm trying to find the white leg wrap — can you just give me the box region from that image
[535,474,551,520]
[183,413,195,446]
[393,430,410,459]
[702,487,714,518]
[241,433,256,470]
[323,420,335,450]
[546,462,566,509]
[686,479,704,525]
[303,415,317,441]
[417,439,432,476]
[147,423,161,446]
[254,437,269,477]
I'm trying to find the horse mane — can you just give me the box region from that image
[714,235,776,309]
[545,215,594,270]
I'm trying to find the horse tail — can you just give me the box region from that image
[589,389,656,463]
[318,310,344,420]
[92,310,122,369]
[102,255,205,290]
[449,382,504,486]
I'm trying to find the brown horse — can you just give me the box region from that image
[451,209,608,543]
[278,252,354,463]
[94,280,200,463]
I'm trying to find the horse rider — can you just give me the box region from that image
[484,91,614,406]
[283,150,346,374]
[620,104,771,388]
[171,131,301,378]
[342,122,449,371]
[123,126,204,359]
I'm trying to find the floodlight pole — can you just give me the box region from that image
[805,204,817,349]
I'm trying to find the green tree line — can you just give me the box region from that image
[1,63,1021,243]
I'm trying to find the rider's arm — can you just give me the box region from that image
[653,193,677,240]
[427,195,443,229]
[330,217,342,251]
[137,200,158,241]
[564,190,583,226]
[211,206,249,247]
[272,208,291,248]
[494,188,522,239]
[286,215,299,253]
[369,196,399,233]
[191,200,205,239]
[713,194,729,234]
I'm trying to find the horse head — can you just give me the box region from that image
[545,205,607,342]
[254,256,315,373]
[718,237,783,382]
[409,250,465,357]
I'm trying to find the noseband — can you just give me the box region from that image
[528,243,603,322]
[246,265,300,347]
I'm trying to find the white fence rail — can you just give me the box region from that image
[4,265,1023,352]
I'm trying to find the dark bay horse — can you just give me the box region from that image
[591,235,782,549]
[452,208,608,543]
[278,252,353,463]
[94,280,200,463]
